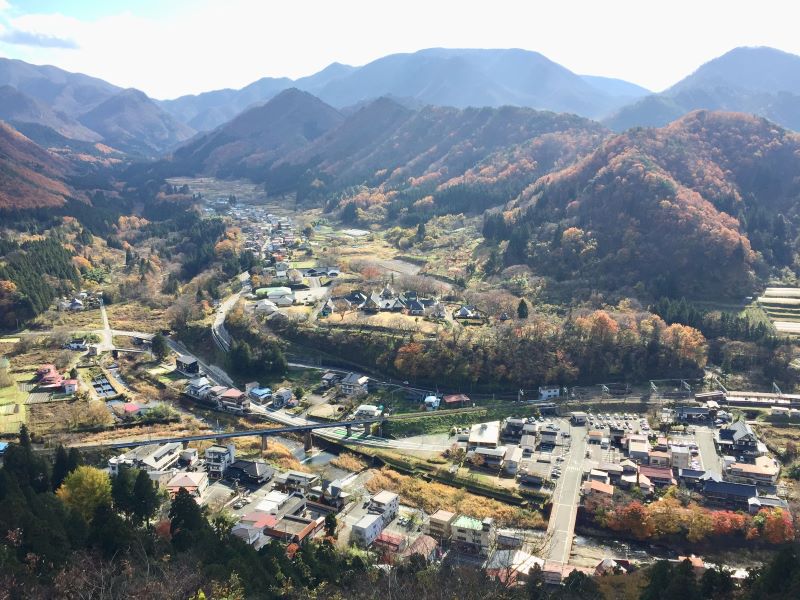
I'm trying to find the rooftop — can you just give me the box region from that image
[430,509,455,522]
[372,490,398,505]
[469,421,500,445]
[452,515,483,531]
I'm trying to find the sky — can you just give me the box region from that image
[0,0,799,99]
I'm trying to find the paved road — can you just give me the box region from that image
[97,303,113,351]
[546,422,587,565]
[212,291,240,352]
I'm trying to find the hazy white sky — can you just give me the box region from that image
[0,0,798,99]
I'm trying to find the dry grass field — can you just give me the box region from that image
[106,303,168,333]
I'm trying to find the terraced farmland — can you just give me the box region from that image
[758,287,800,334]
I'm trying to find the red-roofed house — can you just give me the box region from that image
[37,364,63,387]
[373,530,407,554]
[443,394,471,407]
[241,510,278,530]
[62,379,79,394]
[638,465,675,487]
[166,471,209,498]
[582,480,615,497]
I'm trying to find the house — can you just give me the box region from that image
[423,395,440,410]
[248,387,273,404]
[399,534,438,563]
[313,478,352,509]
[265,515,323,544]
[407,300,426,316]
[538,386,560,401]
[428,509,456,539]
[319,299,335,317]
[608,426,625,446]
[517,459,552,486]
[180,448,199,467]
[117,402,148,420]
[272,387,293,408]
[108,442,182,475]
[504,446,524,476]
[453,305,483,320]
[748,495,790,514]
[451,515,495,556]
[205,444,236,479]
[727,456,780,485]
[373,530,407,554]
[354,404,382,418]
[219,388,250,412]
[321,371,340,388]
[255,299,278,315]
[717,421,760,456]
[628,440,650,463]
[443,393,470,407]
[582,480,615,497]
[62,379,79,394]
[639,465,675,487]
[175,355,200,375]
[369,490,399,524]
[649,451,671,468]
[165,471,209,498]
[274,470,320,494]
[589,469,610,484]
[68,298,84,311]
[520,434,537,457]
[597,462,624,482]
[37,364,63,387]
[66,339,87,351]
[254,490,291,514]
[352,513,384,546]
[702,480,758,508]
[186,377,211,399]
[538,429,559,447]
[670,446,691,469]
[676,406,710,421]
[468,421,500,449]
[232,511,278,549]
[484,550,545,585]
[503,417,526,439]
[471,446,507,469]
[227,460,275,485]
[362,293,381,313]
[340,373,369,396]
[587,430,604,445]
[678,468,707,487]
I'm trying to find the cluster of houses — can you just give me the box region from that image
[324,286,447,319]
[35,364,78,394]
[184,376,296,414]
[577,410,787,514]
[56,291,102,312]
[319,371,370,397]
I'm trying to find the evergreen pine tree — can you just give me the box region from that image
[132,469,160,525]
[517,298,529,319]
[52,445,69,491]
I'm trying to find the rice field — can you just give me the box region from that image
[757,287,800,333]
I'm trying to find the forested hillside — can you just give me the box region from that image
[489,111,800,298]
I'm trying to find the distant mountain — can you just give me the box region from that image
[0,121,74,209]
[78,89,195,157]
[580,75,650,100]
[170,88,344,177]
[0,57,120,118]
[272,97,607,196]
[0,85,100,142]
[608,47,800,131]
[161,49,647,132]
[500,110,800,298]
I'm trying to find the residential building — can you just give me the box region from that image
[675,406,710,421]
[451,515,495,556]
[587,430,604,445]
[628,440,650,463]
[265,515,323,544]
[538,386,560,401]
[399,534,438,562]
[423,395,440,410]
[179,448,199,466]
[165,471,209,498]
[702,480,758,508]
[503,417,526,439]
[321,372,340,388]
[678,468,706,487]
[340,372,369,396]
[219,388,250,412]
[274,470,320,494]
[248,387,273,403]
[370,490,399,524]
[638,465,675,487]
[227,460,275,485]
[717,421,760,457]
[520,434,537,456]
[468,421,500,449]
[582,480,615,497]
[538,430,559,447]
[186,377,211,398]
[649,451,671,468]
[670,446,691,469]
[62,379,79,394]
[373,530,407,554]
[428,509,456,540]
[471,446,507,469]
[589,469,610,484]
[272,387,293,408]
[205,444,236,479]
[354,404,382,418]
[175,355,200,375]
[517,460,551,486]
[748,495,789,514]
[352,513,384,546]
[443,393,471,407]
[108,442,182,475]
[727,456,780,485]
[484,550,545,586]
[504,446,523,476]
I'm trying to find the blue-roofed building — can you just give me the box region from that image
[0,441,9,455]
[248,387,273,403]
[702,480,758,508]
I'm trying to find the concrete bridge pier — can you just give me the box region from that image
[304,431,313,452]
[345,424,352,437]
[260,435,269,453]
[363,423,370,435]
[215,437,225,446]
